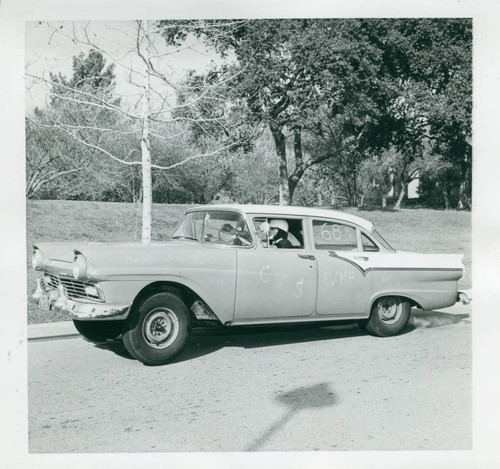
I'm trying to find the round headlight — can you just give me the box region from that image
[32,249,44,270]
[72,254,88,280]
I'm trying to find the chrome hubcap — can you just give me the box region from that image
[143,308,180,349]
[377,297,401,324]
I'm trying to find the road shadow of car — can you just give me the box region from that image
[91,310,469,364]
[91,338,135,359]
[91,323,367,363]
[171,322,368,364]
[410,310,470,328]
[169,309,469,363]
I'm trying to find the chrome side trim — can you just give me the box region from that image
[327,252,463,277]
[226,314,368,326]
[328,251,366,275]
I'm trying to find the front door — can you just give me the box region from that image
[234,244,317,321]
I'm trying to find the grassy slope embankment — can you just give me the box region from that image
[26,200,471,324]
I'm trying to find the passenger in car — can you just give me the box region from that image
[269,219,293,249]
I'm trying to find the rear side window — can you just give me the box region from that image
[312,220,358,251]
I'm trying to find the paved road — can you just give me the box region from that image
[28,305,471,453]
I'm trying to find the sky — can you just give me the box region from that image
[25,21,223,111]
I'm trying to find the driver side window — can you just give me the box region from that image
[252,217,304,249]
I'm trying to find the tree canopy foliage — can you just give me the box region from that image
[157,18,471,208]
[27,18,472,213]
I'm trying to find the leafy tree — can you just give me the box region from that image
[163,19,411,205]
[294,18,472,209]
[49,49,117,105]
[26,114,79,198]
[28,54,148,202]
[226,130,280,204]
[379,18,472,208]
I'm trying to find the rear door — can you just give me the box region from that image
[311,218,372,316]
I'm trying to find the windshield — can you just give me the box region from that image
[372,229,396,252]
[171,212,205,241]
[171,211,253,246]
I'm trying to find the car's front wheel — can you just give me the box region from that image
[122,292,190,365]
[366,296,411,337]
[73,319,124,342]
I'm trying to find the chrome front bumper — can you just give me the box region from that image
[30,279,131,321]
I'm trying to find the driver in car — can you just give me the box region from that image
[219,223,252,246]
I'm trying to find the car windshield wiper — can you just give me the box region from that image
[171,236,199,241]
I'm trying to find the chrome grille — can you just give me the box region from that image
[42,274,102,301]
[42,274,60,290]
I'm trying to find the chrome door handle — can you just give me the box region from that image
[354,256,369,261]
[298,254,315,261]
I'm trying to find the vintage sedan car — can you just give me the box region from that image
[30,205,468,365]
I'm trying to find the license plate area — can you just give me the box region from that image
[39,296,52,310]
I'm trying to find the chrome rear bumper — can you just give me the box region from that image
[457,291,471,305]
[30,279,131,321]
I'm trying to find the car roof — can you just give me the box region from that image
[187,204,374,231]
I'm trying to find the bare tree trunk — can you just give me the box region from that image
[393,183,406,210]
[330,192,336,206]
[457,183,465,210]
[458,145,472,210]
[457,178,471,210]
[288,127,303,204]
[270,122,289,205]
[141,21,153,243]
[442,188,450,210]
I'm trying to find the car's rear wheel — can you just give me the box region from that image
[366,296,410,337]
[73,319,124,342]
[122,292,190,366]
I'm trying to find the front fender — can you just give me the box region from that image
[80,244,238,324]
[99,272,236,324]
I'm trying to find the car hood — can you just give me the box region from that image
[34,240,203,274]
[34,241,92,264]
